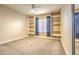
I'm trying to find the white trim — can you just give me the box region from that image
[0,35,28,45]
[33,36,60,40]
[61,40,69,55]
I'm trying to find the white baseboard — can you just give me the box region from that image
[33,36,50,39]
[61,40,69,55]
[0,35,28,45]
[33,36,60,40]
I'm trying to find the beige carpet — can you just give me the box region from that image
[75,40,79,55]
[0,37,65,55]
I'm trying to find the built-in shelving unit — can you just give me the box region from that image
[28,12,61,38]
[51,12,61,39]
[29,17,35,36]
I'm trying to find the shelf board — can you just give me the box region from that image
[29,24,34,26]
[52,24,60,26]
[51,21,60,23]
[52,22,60,24]
[29,23,34,25]
[29,32,35,34]
[29,30,34,32]
[29,22,34,23]
[30,21,34,22]
[51,36,61,38]
[51,17,60,19]
[52,20,60,21]
[29,26,34,28]
[29,29,34,30]
[51,12,60,15]
[51,16,60,18]
[52,31,60,34]
[29,34,35,36]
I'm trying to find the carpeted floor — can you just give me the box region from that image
[75,40,79,55]
[0,37,65,55]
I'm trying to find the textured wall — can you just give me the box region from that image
[0,5,29,44]
[61,5,72,55]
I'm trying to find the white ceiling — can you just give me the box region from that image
[4,4,63,16]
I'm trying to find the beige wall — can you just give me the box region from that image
[0,5,29,44]
[61,5,72,55]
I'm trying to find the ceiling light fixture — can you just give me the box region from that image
[31,4,41,14]
[31,4,48,15]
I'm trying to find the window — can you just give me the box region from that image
[35,16,50,36]
[75,13,79,38]
[38,19,47,32]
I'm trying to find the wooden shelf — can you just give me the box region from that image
[29,34,35,36]
[52,31,60,34]
[30,20,34,22]
[51,25,60,29]
[29,32,35,34]
[53,20,60,21]
[29,23,34,25]
[30,21,34,22]
[53,23,60,25]
[52,24,60,26]
[51,12,60,15]
[52,36,61,38]
[51,16,60,18]
[51,21,60,23]
[29,26,34,28]
[29,28,35,30]
[29,24,34,26]
[29,30,34,32]
[51,17,60,19]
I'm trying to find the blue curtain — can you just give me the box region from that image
[75,13,79,38]
[46,16,51,36]
[35,17,39,35]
